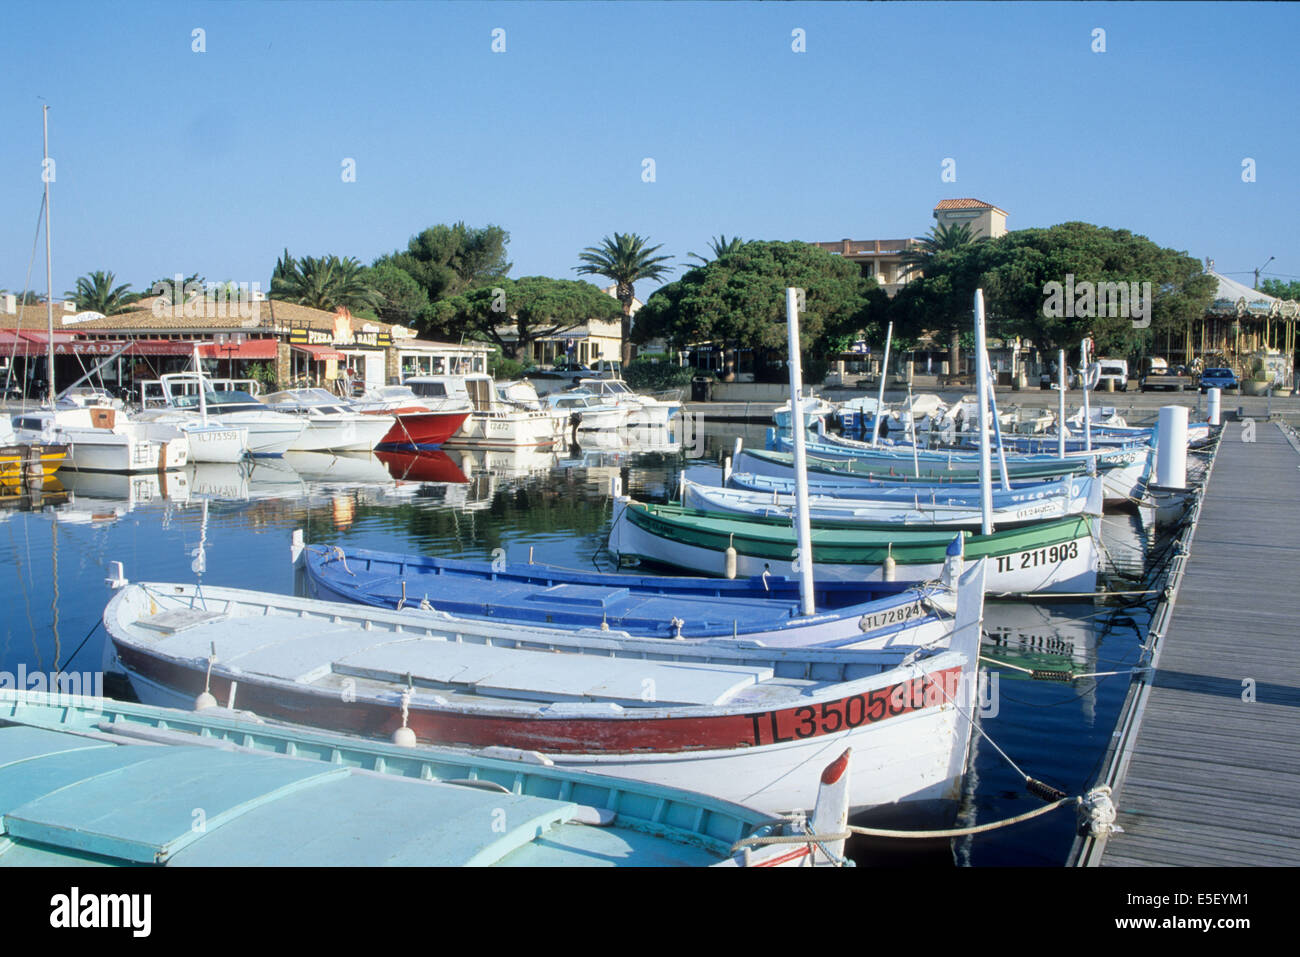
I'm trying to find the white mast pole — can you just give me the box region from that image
[785,288,815,616]
[981,347,1012,492]
[1057,348,1067,459]
[869,321,893,448]
[1081,338,1092,453]
[43,105,55,403]
[194,344,208,425]
[974,290,993,536]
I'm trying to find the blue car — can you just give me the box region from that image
[1199,367,1239,393]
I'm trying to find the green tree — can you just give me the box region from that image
[64,271,140,315]
[632,240,877,374]
[1260,278,1300,301]
[364,261,430,326]
[146,274,206,303]
[270,251,379,311]
[896,222,1217,365]
[687,235,745,267]
[427,276,622,360]
[897,222,988,374]
[574,233,674,366]
[377,223,512,305]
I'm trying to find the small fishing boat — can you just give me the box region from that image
[773,394,835,431]
[681,475,1101,527]
[727,469,1101,508]
[103,558,986,819]
[609,497,1097,595]
[295,534,964,649]
[0,689,854,867]
[742,445,1150,506]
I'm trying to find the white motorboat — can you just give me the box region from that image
[142,374,305,456]
[261,388,394,452]
[11,406,189,474]
[405,375,566,448]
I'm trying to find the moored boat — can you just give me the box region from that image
[295,534,964,649]
[103,558,987,819]
[609,497,1097,595]
[682,474,1101,527]
[0,689,855,866]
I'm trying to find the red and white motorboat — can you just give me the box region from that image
[350,385,472,450]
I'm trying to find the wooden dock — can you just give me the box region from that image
[1074,420,1300,866]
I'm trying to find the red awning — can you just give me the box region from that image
[199,338,278,360]
[0,330,78,356]
[292,343,345,362]
[5,334,279,360]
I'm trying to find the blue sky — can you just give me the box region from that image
[2,1,1296,301]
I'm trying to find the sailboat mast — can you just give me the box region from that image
[785,288,815,617]
[43,104,54,400]
[974,290,993,536]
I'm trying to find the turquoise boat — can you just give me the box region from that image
[0,690,852,867]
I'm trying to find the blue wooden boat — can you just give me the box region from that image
[727,469,1102,508]
[294,534,960,650]
[0,689,852,866]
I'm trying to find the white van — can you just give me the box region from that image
[1087,358,1129,392]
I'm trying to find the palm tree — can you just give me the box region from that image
[270,251,380,312]
[64,271,140,315]
[899,223,986,377]
[899,222,983,279]
[687,234,745,267]
[574,233,674,365]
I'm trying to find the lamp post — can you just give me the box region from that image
[213,332,245,380]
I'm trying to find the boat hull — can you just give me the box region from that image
[104,567,985,818]
[609,499,1099,595]
[371,408,471,450]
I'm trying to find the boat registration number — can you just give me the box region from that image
[994,541,1079,573]
[201,431,240,442]
[748,668,961,746]
[858,600,925,633]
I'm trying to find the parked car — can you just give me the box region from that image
[1199,367,1239,393]
[1039,364,1079,389]
[1088,359,1129,392]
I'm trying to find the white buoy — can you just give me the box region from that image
[194,691,217,711]
[1207,387,1221,426]
[392,689,417,747]
[1155,405,1189,489]
[724,533,738,580]
[723,455,732,485]
[882,544,896,582]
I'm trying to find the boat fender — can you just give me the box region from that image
[194,691,217,711]
[196,643,218,710]
[882,544,896,582]
[724,533,737,580]
[670,617,685,639]
[392,689,417,747]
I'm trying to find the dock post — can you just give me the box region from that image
[1206,387,1221,426]
[1156,405,1188,490]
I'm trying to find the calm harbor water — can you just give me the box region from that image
[0,422,1168,866]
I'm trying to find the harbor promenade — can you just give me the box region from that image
[1076,419,1300,866]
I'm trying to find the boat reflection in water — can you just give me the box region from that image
[56,469,190,524]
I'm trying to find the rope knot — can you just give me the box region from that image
[1078,785,1123,837]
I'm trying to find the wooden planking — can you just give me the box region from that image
[1101,421,1300,867]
